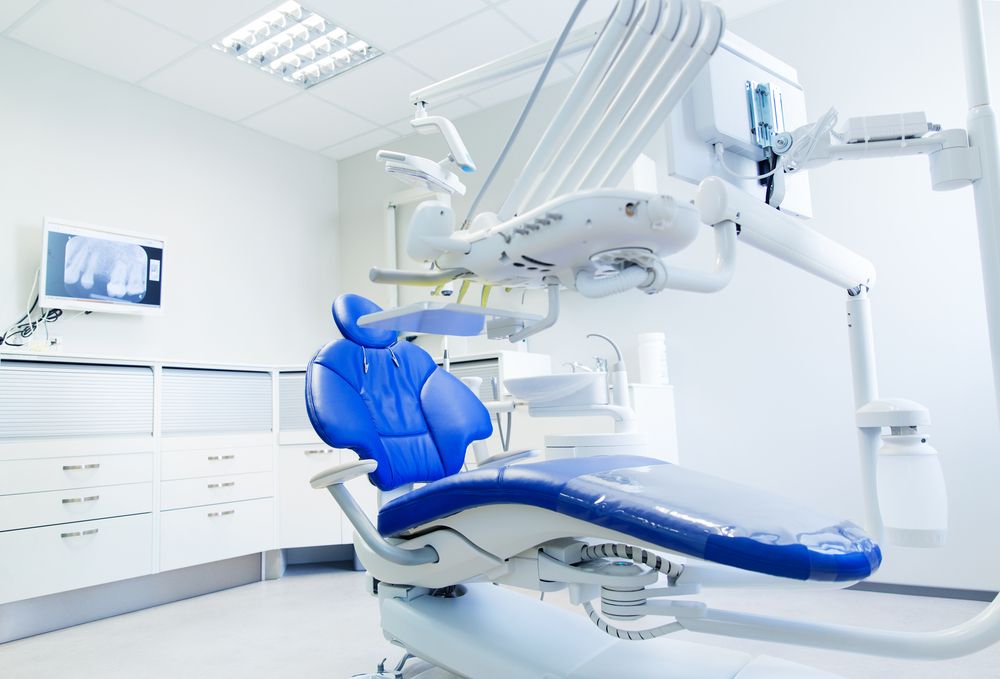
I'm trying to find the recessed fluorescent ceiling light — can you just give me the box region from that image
[213,1,382,89]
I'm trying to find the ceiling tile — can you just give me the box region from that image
[0,0,40,32]
[8,0,197,83]
[386,118,416,137]
[321,127,398,161]
[109,0,273,42]
[140,47,298,121]
[310,55,431,125]
[242,93,378,151]
[305,0,489,50]
[393,9,534,81]
[493,0,617,42]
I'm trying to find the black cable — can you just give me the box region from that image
[1,294,39,347]
[1,304,86,347]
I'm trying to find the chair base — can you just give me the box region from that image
[378,582,846,679]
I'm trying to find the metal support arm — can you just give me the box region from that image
[310,460,439,567]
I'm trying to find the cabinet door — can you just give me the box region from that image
[159,498,274,572]
[0,452,152,496]
[160,472,273,511]
[277,444,342,549]
[0,514,153,604]
[0,482,152,532]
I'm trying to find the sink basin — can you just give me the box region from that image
[504,373,608,407]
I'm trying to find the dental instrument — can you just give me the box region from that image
[305,0,1000,676]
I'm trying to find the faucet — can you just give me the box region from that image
[562,361,594,374]
[586,333,631,410]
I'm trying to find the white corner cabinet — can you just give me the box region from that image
[0,353,371,607]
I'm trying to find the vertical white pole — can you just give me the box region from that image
[960,0,1000,416]
[846,290,884,540]
[958,0,1000,634]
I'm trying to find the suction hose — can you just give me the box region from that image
[575,266,653,298]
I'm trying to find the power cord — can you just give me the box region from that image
[0,306,75,347]
[1,270,92,347]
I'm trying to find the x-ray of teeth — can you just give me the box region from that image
[63,236,148,302]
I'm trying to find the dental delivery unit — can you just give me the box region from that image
[303,1,1000,676]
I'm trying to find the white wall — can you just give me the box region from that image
[0,38,340,367]
[336,0,1000,591]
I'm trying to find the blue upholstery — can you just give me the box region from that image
[378,456,882,582]
[307,293,881,582]
[333,294,398,348]
[306,294,493,491]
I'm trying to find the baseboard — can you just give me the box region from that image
[849,581,998,602]
[284,544,354,565]
[0,554,262,644]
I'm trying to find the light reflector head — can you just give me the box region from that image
[213,2,382,89]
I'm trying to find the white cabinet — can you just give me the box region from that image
[160,442,272,481]
[158,370,276,573]
[160,498,275,572]
[276,371,378,551]
[0,452,152,495]
[160,472,273,511]
[0,357,383,607]
[278,442,342,549]
[0,482,152,532]
[0,514,153,605]
[0,360,157,606]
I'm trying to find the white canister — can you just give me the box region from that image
[637,332,669,385]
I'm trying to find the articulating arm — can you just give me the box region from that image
[310,460,439,566]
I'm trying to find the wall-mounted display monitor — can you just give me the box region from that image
[40,218,164,315]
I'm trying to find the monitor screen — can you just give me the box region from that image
[40,219,164,315]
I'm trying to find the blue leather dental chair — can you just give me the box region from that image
[303,293,882,678]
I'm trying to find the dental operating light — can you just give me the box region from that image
[212,1,382,88]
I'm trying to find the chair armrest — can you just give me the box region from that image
[310,459,378,489]
[310,458,438,567]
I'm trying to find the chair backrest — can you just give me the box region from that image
[305,294,493,492]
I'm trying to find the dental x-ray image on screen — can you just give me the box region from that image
[41,219,164,314]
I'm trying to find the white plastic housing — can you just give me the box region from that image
[664,32,813,218]
[876,434,948,548]
[406,200,455,262]
[842,112,930,143]
[856,398,932,429]
[696,177,875,289]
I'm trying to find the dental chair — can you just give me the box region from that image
[306,293,880,679]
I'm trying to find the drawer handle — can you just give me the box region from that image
[62,495,100,504]
[304,449,334,456]
[207,509,236,518]
[61,528,99,539]
[62,463,101,471]
[207,481,236,489]
[207,455,237,461]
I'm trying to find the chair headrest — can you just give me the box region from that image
[332,294,398,349]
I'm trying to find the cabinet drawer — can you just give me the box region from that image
[0,453,152,496]
[160,472,274,511]
[160,498,274,572]
[278,445,342,549]
[161,445,272,481]
[0,482,152,532]
[0,513,153,604]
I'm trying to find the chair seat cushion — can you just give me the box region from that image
[377,456,881,582]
